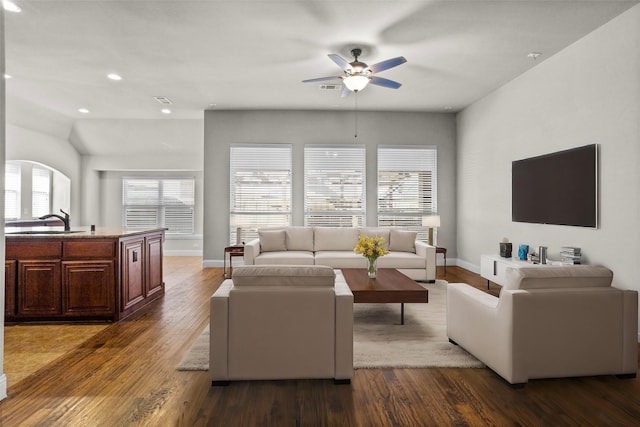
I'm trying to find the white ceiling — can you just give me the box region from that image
[4,0,638,125]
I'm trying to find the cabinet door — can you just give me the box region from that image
[122,238,145,310]
[5,260,17,317]
[18,260,62,316]
[146,233,164,297]
[62,261,115,316]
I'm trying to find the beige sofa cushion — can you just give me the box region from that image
[232,265,335,287]
[314,227,359,251]
[258,229,287,252]
[504,265,613,290]
[359,228,390,250]
[389,229,417,253]
[285,226,314,252]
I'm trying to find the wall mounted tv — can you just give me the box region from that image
[512,144,598,228]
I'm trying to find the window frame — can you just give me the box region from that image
[122,177,196,235]
[303,144,366,228]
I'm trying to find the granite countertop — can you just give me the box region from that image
[4,226,167,239]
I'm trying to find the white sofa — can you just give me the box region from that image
[447,265,638,385]
[210,265,353,384]
[243,226,436,282]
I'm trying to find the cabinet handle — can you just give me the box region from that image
[133,251,138,262]
[493,260,497,276]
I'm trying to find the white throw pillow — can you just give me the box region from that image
[258,229,287,252]
[389,229,417,253]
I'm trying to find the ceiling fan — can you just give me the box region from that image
[303,48,407,96]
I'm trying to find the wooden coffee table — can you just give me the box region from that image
[341,268,429,325]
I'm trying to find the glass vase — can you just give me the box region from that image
[368,258,377,279]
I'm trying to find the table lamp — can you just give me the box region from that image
[422,215,441,246]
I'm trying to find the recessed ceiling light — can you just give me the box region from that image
[4,73,12,79]
[3,1,22,13]
[107,73,122,81]
[78,108,90,114]
[161,108,172,114]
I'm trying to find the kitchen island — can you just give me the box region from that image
[5,226,166,323]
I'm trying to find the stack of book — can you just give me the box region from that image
[560,247,582,265]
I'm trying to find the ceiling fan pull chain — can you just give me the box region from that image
[354,93,359,138]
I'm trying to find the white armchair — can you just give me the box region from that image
[210,265,353,385]
[447,266,638,385]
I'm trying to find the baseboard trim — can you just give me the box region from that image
[0,374,7,401]
[456,258,480,274]
[165,250,203,256]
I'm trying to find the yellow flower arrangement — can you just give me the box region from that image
[354,235,389,277]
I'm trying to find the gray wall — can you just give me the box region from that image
[457,6,640,333]
[203,110,456,265]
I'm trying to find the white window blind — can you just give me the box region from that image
[304,144,366,227]
[32,165,51,218]
[230,144,292,244]
[378,145,437,240]
[5,162,21,220]
[123,177,195,235]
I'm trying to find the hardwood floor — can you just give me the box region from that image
[0,258,638,426]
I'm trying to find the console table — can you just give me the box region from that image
[223,245,244,278]
[480,254,537,289]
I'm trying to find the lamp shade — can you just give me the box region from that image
[422,215,441,227]
[343,75,369,92]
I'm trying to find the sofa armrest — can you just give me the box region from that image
[210,280,234,381]
[243,238,260,265]
[334,274,354,380]
[447,283,519,381]
[415,240,436,282]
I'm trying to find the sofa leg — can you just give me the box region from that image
[448,338,458,346]
[616,373,637,380]
[212,380,230,387]
[427,280,436,283]
[334,378,351,385]
[509,382,526,389]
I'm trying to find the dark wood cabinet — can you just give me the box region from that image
[120,232,165,318]
[5,260,17,317]
[62,260,115,316]
[18,260,62,316]
[5,228,165,323]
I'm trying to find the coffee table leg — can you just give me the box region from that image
[401,303,404,325]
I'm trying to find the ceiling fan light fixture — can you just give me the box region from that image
[343,75,369,92]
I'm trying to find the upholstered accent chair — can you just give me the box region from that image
[447,266,638,385]
[210,265,353,385]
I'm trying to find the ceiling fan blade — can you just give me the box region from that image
[302,76,343,83]
[369,56,407,73]
[328,53,351,70]
[341,86,351,98]
[369,76,402,89]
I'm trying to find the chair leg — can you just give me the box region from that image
[334,378,351,385]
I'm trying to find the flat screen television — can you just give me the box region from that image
[512,144,598,228]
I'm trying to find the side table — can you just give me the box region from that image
[224,245,245,278]
[436,247,447,275]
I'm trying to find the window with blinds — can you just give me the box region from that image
[230,144,292,244]
[304,144,366,227]
[378,145,437,240]
[32,165,51,218]
[5,162,21,220]
[123,177,195,235]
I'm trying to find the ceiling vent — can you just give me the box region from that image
[153,96,173,105]
[319,84,342,91]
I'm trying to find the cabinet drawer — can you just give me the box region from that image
[63,240,116,259]
[6,241,62,259]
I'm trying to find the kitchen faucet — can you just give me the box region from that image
[39,209,71,231]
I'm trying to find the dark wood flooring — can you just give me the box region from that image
[0,258,638,426]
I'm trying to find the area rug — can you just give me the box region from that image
[177,280,484,370]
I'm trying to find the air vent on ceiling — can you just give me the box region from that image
[153,96,173,105]
[319,84,342,91]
